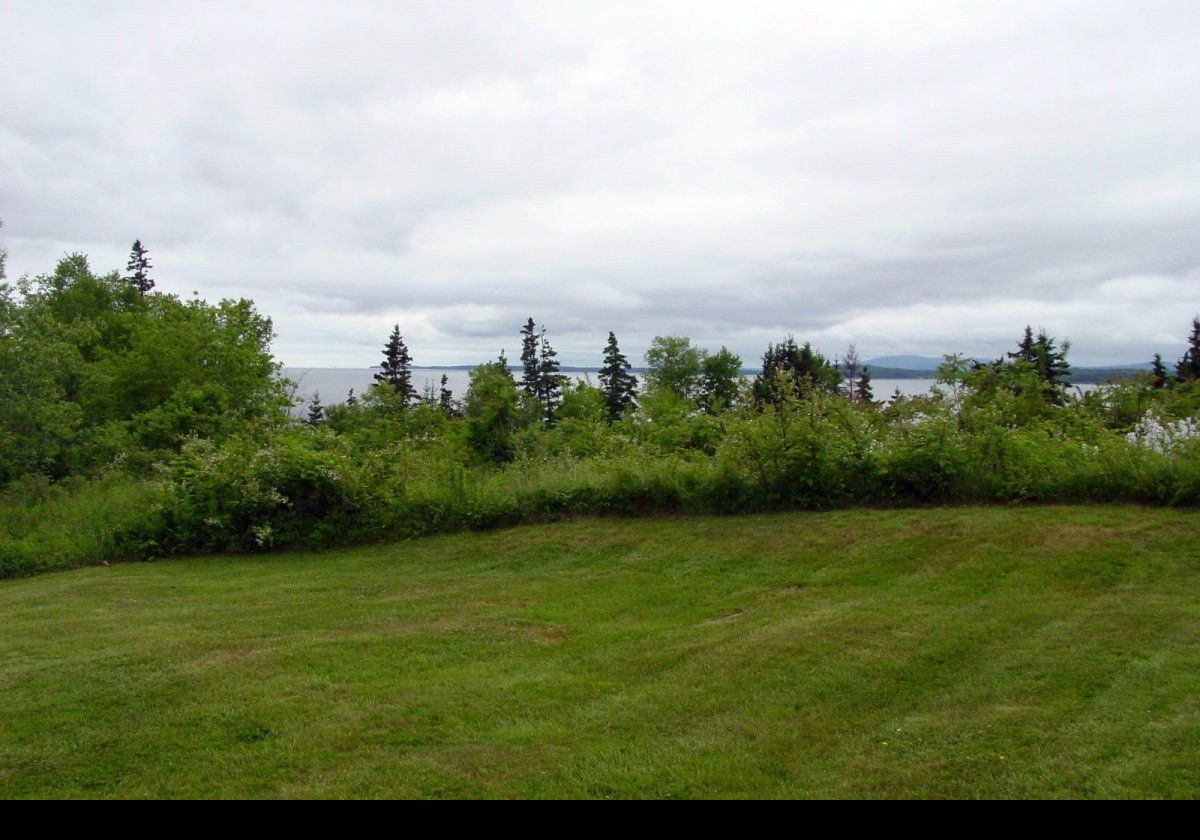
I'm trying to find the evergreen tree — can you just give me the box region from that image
[1008,325,1037,366]
[305,391,324,425]
[1175,317,1200,381]
[124,239,154,294]
[1150,354,1168,389]
[519,317,540,397]
[1007,325,1070,403]
[752,336,840,406]
[373,324,416,406]
[1033,330,1070,392]
[854,367,874,403]
[438,373,458,416]
[598,331,638,422]
[842,344,862,401]
[497,349,515,381]
[419,380,438,405]
[345,388,358,406]
[536,328,566,424]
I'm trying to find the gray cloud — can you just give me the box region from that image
[2,1,1199,367]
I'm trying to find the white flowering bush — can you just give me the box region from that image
[159,431,366,551]
[1126,410,1200,454]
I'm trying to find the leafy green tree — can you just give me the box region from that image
[1176,317,1200,381]
[598,331,638,422]
[699,347,742,413]
[644,335,705,402]
[373,325,416,406]
[463,361,521,463]
[557,376,606,423]
[125,240,155,294]
[0,253,285,482]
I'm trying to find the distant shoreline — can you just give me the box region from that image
[289,363,1147,384]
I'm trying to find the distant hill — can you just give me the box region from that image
[864,355,945,371]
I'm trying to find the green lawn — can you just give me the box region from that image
[3,506,1199,799]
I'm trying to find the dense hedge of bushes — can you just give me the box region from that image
[6,371,1199,577]
[5,254,1200,577]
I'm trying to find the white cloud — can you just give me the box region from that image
[1,0,1198,367]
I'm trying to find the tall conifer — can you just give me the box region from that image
[519,317,540,397]
[1150,353,1168,388]
[373,324,416,406]
[1176,318,1200,381]
[598,331,638,422]
[125,240,155,294]
[536,328,565,424]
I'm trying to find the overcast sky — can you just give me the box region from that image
[2,1,1198,366]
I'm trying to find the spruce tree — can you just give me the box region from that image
[1009,326,1037,366]
[598,331,638,422]
[752,336,840,406]
[842,344,862,401]
[1150,354,1168,389]
[854,367,874,403]
[536,328,565,424]
[373,324,416,406]
[1175,317,1200,381]
[1034,329,1071,398]
[345,388,358,406]
[519,317,540,397]
[497,349,515,381]
[125,239,155,294]
[1007,326,1070,403]
[438,373,457,416]
[305,391,324,425]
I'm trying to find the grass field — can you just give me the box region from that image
[3,506,1199,798]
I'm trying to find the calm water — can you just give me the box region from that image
[282,367,941,407]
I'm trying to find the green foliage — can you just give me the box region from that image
[1007,325,1071,403]
[699,347,742,414]
[644,335,705,402]
[464,361,523,463]
[598,331,637,422]
[157,430,367,552]
[0,475,164,577]
[373,324,416,405]
[1176,317,1200,381]
[0,255,285,485]
[124,239,154,294]
[752,337,841,406]
[4,251,1200,578]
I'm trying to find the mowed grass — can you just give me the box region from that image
[3,506,1200,799]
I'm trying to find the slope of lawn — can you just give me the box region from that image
[2,506,1199,799]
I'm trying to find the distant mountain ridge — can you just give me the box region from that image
[864,355,946,371]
